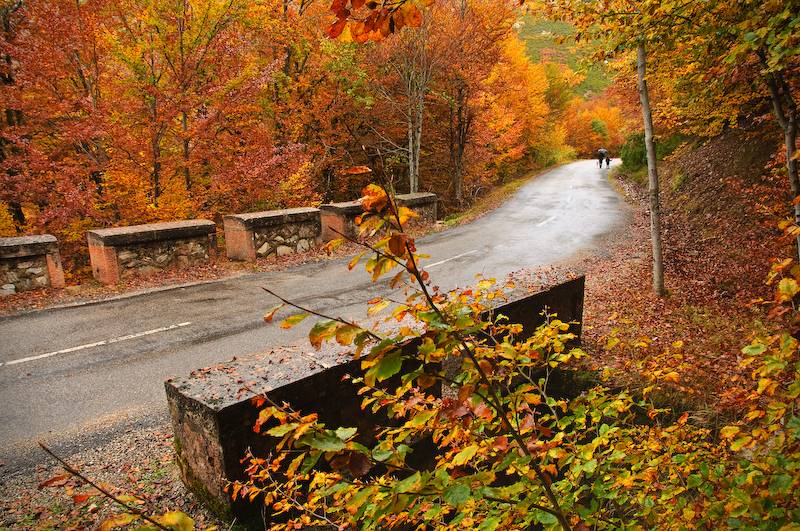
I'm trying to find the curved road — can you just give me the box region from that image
[0,159,625,469]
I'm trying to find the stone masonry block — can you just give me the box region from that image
[88,220,217,285]
[224,208,321,262]
[0,234,65,292]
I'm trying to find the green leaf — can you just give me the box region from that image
[308,433,346,452]
[280,313,309,329]
[309,320,338,349]
[778,278,800,301]
[395,471,422,493]
[266,423,298,437]
[741,342,767,356]
[300,451,322,474]
[375,351,403,381]
[535,510,559,525]
[372,447,393,462]
[335,427,357,440]
[769,474,793,494]
[407,410,436,428]
[730,436,753,451]
[443,484,470,506]
[479,516,501,530]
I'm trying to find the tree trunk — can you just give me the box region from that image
[407,95,422,193]
[763,67,800,260]
[182,110,191,192]
[450,85,469,205]
[152,132,161,207]
[636,43,665,296]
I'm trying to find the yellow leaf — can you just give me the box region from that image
[99,513,139,531]
[720,426,740,439]
[452,445,479,466]
[663,371,680,383]
[757,378,777,395]
[368,299,390,316]
[335,324,360,345]
[157,511,195,531]
[777,278,800,301]
[280,313,309,329]
[263,304,283,323]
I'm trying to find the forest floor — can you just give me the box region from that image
[0,134,788,530]
[578,126,788,420]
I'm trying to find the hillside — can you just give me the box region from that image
[580,126,788,416]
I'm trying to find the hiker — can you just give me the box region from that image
[597,147,608,168]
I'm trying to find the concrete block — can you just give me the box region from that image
[165,276,585,522]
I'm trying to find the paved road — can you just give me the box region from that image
[0,159,625,468]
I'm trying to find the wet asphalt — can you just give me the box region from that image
[0,159,626,470]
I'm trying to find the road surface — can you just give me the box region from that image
[0,159,625,470]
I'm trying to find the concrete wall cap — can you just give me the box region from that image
[0,234,58,258]
[87,219,216,246]
[224,207,320,229]
[396,192,437,207]
[319,200,363,215]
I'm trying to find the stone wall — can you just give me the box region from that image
[320,192,438,242]
[0,235,65,295]
[165,277,585,522]
[87,220,216,285]
[397,192,437,225]
[224,208,321,262]
[319,200,362,241]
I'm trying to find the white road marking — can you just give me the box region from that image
[0,322,192,368]
[426,250,479,269]
[537,215,557,226]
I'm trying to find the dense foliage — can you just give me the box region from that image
[232,184,800,530]
[0,0,625,274]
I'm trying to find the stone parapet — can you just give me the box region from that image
[0,235,65,295]
[165,276,585,522]
[319,193,438,241]
[397,192,437,225]
[87,220,217,285]
[223,208,321,262]
[319,200,363,241]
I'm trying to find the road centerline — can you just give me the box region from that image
[0,322,192,368]
[426,250,479,269]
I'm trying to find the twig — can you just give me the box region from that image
[261,286,383,342]
[38,442,171,531]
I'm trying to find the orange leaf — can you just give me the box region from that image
[328,18,348,38]
[340,165,372,175]
[38,474,69,489]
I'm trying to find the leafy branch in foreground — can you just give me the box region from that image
[233,182,800,530]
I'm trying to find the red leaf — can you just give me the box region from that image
[72,493,92,503]
[38,474,69,489]
[328,18,347,38]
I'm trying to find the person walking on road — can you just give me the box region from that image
[597,147,608,168]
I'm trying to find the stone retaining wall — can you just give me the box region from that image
[87,220,216,285]
[165,276,585,522]
[224,208,321,262]
[0,235,65,295]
